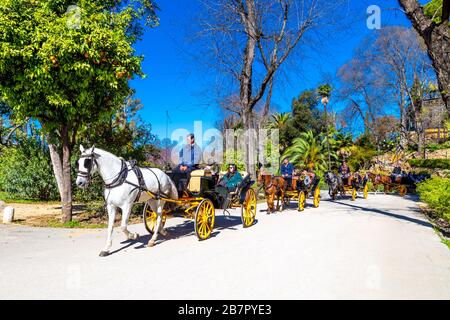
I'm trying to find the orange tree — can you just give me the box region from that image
[0,0,158,222]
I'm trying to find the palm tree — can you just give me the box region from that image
[334,131,354,160]
[267,112,291,157]
[268,112,291,130]
[317,84,332,98]
[282,131,331,172]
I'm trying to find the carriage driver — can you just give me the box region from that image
[281,157,294,188]
[172,133,202,192]
[338,160,351,185]
[216,164,243,208]
[391,161,403,183]
[175,133,202,173]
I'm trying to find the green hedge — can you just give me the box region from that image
[416,177,450,222]
[425,141,450,151]
[408,159,450,169]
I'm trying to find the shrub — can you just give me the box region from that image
[347,146,377,171]
[0,141,59,201]
[425,141,450,151]
[416,177,450,222]
[408,159,450,169]
[222,150,246,172]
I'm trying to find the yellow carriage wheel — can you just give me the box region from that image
[195,199,215,240]
[313,187,321,208]
[399,185,407,197]
[298,191,305,212]
[363,184,369,199]
[143,202,167,235]
[351,188,357,201]
[241,189,257,228]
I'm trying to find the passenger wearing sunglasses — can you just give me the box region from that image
[215,164,243,207]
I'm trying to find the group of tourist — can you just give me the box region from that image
[171,133,243,203]
[280,157,320,189]
[172,133,358,199]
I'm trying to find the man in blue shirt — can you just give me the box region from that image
[176,133,202,172]
[172,133,202,192]
[281,157,294,188]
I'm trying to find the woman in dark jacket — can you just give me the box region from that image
[216,164,243,207]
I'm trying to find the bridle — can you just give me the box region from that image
[76,147,98,184]
[77,147,131,189]
[325,171,335,184]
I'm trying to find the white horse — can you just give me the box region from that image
[75,145,178,257]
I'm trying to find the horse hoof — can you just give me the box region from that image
[160,230,168,237]
[99,251,110,257]
[127,233,139,240]
[147,240,156,247]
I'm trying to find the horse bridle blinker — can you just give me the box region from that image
[76,147,99,183]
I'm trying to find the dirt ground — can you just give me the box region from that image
[3,202,66,220]
[0,201,143,228]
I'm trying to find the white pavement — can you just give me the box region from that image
[1,193,450,300]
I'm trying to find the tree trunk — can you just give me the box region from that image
[242,108,257,178]
[414,104,425,158]
[239,0,258,178]
[48,125,73,223]
[399,94,408,150]
[262,78,274,126]
[398,0,450,111]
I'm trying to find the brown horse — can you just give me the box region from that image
[367,172,392,192]
[257,173,287,214]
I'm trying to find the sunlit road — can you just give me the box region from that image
[1,193,450,299]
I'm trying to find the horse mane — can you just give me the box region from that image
[89,147,116,159]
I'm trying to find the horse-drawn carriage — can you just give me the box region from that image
[284,174,321,211]
[367,172,430,197]
[325,171,369,201]
[75,146,257,256]
[143,168,258,241]
[258,173,321,212]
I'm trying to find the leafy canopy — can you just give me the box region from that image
[0,0,158,132]
[424,0,450,24]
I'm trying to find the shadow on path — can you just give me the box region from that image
[333,200,432,229]
[110,214,257,256]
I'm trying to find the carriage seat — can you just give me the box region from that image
[188,169,212,193]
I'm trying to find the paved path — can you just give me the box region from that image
[1,193,450,299]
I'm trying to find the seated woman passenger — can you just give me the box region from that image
[298,168,315,185]
[218,164,243,189]
[216,164,243,207]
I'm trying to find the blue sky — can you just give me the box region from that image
[130,0,414,141]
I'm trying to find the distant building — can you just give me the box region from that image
[406,91,448,142]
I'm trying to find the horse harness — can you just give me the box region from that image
[263,175,284,193]
[77,149,169,201]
